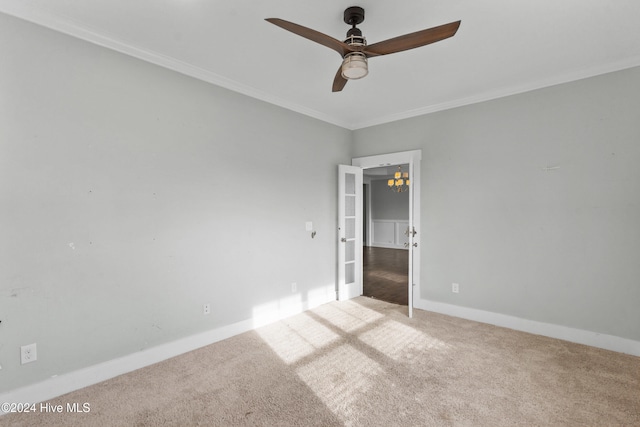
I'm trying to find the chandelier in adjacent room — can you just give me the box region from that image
[388,166,410,193]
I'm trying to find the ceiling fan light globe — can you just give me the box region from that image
[341,53,368,80]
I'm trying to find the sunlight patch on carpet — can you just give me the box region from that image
[312,301,383,333]
[251,295,304,327]
[296,344,384,425]
[256,313,340,364]
[315,299,384,329]
[358,319,449,361]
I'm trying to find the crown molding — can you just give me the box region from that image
[351,55,640,130]
[3,3,640,132]
[0,4,352,130]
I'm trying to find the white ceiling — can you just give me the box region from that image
[2,0,639,130]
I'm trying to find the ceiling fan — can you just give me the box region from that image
[265,6,461,92]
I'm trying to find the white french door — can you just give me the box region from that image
[337,165,363,301]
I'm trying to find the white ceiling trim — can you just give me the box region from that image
[351,55,640,130]
[0,4,353,129]
[3,3,640,131]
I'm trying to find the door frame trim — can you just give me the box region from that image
[352,150,422,316]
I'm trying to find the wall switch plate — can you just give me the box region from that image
[203,303,211,315]
[452,283,459,293]
[291,282,297,293]
[21,343,37,364]
[305,222,313,232]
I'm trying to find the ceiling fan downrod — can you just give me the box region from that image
[343,6,366,45]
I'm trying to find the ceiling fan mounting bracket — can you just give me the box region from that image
[343,6,365,26]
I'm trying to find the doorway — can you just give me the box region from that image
[337,150,420,316]
[362,165,410,306]
[352,150,421,317]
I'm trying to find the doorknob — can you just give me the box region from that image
[413,242,418,247]
[405,227,417,237]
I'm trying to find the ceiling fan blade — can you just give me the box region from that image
[332,67,348,92]
[364,20,461,57]
[265,18,355,57]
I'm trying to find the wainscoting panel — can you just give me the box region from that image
[371,220,409,249]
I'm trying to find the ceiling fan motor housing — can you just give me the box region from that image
[343,7,366,47]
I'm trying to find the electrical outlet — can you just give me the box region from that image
[203,303,211,315]
[20,343,37,364]
[452,283,459,293]
[291,282,297,293]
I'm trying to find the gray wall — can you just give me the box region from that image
[370,179,409,220]
[0,13,351,392]
[2,9,639,395]
[352,66,640,342]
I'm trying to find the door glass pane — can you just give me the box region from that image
[345,173,356,195]
[345,218,355,239]
[345,263,355,284]
[345,195,355,216]
[346,240,355,262]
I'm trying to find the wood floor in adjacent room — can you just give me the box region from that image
[363,246,408,306]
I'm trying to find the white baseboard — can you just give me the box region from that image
[4,294,635,414]
[0,293,334,414]
[415,298,640,357]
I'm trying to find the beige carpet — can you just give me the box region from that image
[2,297,639,426]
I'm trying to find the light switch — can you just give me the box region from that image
[305,221,313,231]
